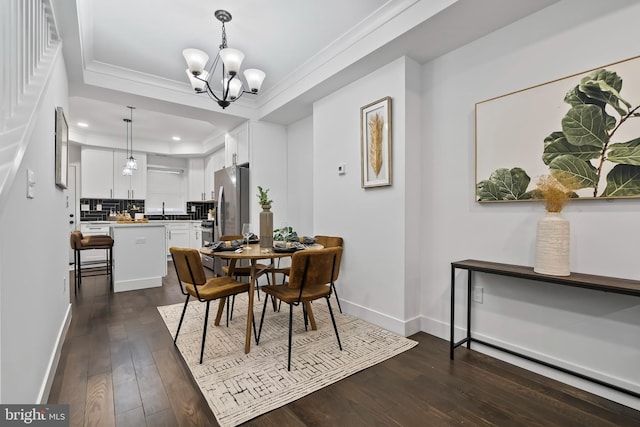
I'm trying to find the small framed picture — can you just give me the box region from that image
[360,96,392,188]
[55,106,68,189]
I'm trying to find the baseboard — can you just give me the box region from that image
[419,315,640,411]
[339,299,420,337]
[420,314,452,341]
[37,303,72,403]
[114,276,162,293]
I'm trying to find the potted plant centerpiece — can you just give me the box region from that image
[257,186,273,208]
[257,186,273,247]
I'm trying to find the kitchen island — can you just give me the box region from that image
[110,222,167,292]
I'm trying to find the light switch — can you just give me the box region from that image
[26,169,35,199]
[337,163,346,175]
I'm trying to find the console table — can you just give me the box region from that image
[450,259,640,399]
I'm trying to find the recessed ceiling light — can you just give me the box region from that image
[172,136,181,141]
[77,122,89,127]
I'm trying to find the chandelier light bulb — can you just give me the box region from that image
[183,49,209,75]
[223,77,243,99]
[243,69,266,93]
[219,48,244,75]
[186,69,208,92]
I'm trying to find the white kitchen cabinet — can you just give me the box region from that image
[166,222,190,255]
[210,148,225,171]
[204,154,219,200]
[187,158,206,201]
[129,152,147,199]
[190,222,202,249]
[225,137,237,167]
[225,123,249,167]
[81,148,114,198]
[113,151,147,199]
[81,147,146,199]
[236,125,249,165]
[209,149,225,196]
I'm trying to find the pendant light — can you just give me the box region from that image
[126,106,137,171]
[122,106,137,176]
[122,116,132,176]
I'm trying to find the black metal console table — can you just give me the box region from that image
[450,259,640,399]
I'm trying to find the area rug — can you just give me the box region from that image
[157,294,417,427]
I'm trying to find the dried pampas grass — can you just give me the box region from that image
[369,113,383,177]
[536,175,574,212]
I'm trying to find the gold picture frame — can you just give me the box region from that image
[475,55,640,202]
[360,96,392,188]
[55,106,68,189]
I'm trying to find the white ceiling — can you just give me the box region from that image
[51,0,559,155]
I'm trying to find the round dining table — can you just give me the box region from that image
[200,242,323,354]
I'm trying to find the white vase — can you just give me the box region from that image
[534,212,570,276]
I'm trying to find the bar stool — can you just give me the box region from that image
[70,230,114,294]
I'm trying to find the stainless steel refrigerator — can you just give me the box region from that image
[213,165,249,273]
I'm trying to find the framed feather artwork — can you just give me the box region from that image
[361,96,392,188]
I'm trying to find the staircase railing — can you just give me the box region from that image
[0,0,61,213]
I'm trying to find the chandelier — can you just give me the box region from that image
[122,106,137,176]
[183,9,266,109]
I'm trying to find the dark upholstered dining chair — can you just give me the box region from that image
[257,246,343,370]
[170,246,250,364]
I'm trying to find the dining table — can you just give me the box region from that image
[200,242,323,354]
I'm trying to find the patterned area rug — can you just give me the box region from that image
[157,293,417,427]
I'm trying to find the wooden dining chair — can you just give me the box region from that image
[257,246,343,370]
[170,246,250,364]
[276,235,344,313]
[314,235,344,312]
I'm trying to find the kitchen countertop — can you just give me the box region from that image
[81,219,202,224]
[109,222,167,228]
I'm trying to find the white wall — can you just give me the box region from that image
[403,58,423,330]
[0,52,71,402]
[285,116,314,236]
[248,121,287,229]
[420,0,640,409]
[313,57,422,334]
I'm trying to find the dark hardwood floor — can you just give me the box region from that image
[48,264,640,426]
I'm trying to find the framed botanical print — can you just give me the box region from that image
[55,106,68,189]
[476,55,640,202]
[361,96,392,188]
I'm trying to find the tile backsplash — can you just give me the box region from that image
[80,199,215,221]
